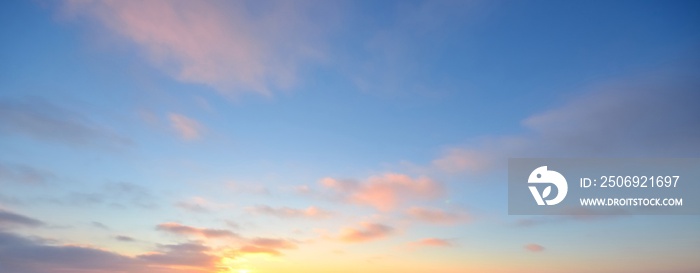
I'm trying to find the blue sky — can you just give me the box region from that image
[1,1,699,273]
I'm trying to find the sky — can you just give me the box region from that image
[1,0,699,273]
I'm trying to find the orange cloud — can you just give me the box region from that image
[156,222,237,239]
[338,222,394,243]
[238,237,297,257]
[321,173,442,211]
[169,113,202,140]
[248,205,331,219]
[405,206,469,225]
[411,238,453,247]
[138,242,218,268]
[63,0,326,95]
[238,245,281,256]
[249,237,297,249]
[524,243,545,252]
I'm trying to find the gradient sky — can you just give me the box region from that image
[1,1,700,273]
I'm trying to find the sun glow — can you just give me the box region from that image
[216,255,253,273]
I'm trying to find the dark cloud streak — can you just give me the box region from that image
[0,231,217,273]
[0,208,44,228]
[0,97,132,148]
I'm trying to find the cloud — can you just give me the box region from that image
[0,231,219,273]
[248,237,297,249]
[137,242,217,268]
[0,98,132,148]
[62,0,330,96]
[321,173,442,211]
[52,182,157,209]
[91,221,109,230]
[169,113,203,140]
[0,162,55,185]
[114,235,135,242]
[410,238,453,247]
[248,205,332,219]
[237,237,297,256]
[175,196,215,213]
[431,69,700,174]
[156,222,238,239]
[524,243,545,252]
[0,208,44,229]
[337,222,394,243]
[405,206,469,225]
[238,245,282,256]
[104,182,158,209]
[0,231,143,273]
[227,181,271,196]
[520,72,700,156]
[432,149,495,174]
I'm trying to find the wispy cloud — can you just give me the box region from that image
[169,113,203,140]
[238,237,298,256]
[248,205,332,219]
[248,237,297,249]
[174,196,230,213]
[138,242,217,268]
[238,245,282,256]
[405,206,469,225]
[0,162,55,186]
[432,149,494,174]
[337,222,394,243]
[156,222,238,239]
[91,221,109,230]
[62,0,331,96]
[321,173,442,211]
[524,243,545,252]
[0,231,217,273]
[56,182,158,209]
[114,235,136,242]
[431,70,700,174]
[0,98,131,148]
[409,238,453,248]
[0,208,44,229]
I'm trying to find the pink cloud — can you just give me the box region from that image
[156,222,237,239]
[321,173,442,211]
[175,197,211,213]
[248,237,297,249]
[405,206,469,225]
[432,148,493,173]
[138,242,217,268]
[338,222,394,243]
[175,196,233,213]
[524,243,545,252]
[169,113,202,140]
[411,238,453,247]
[248,205,332,219]
[237,237,297,257]
[62,0,327,96]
